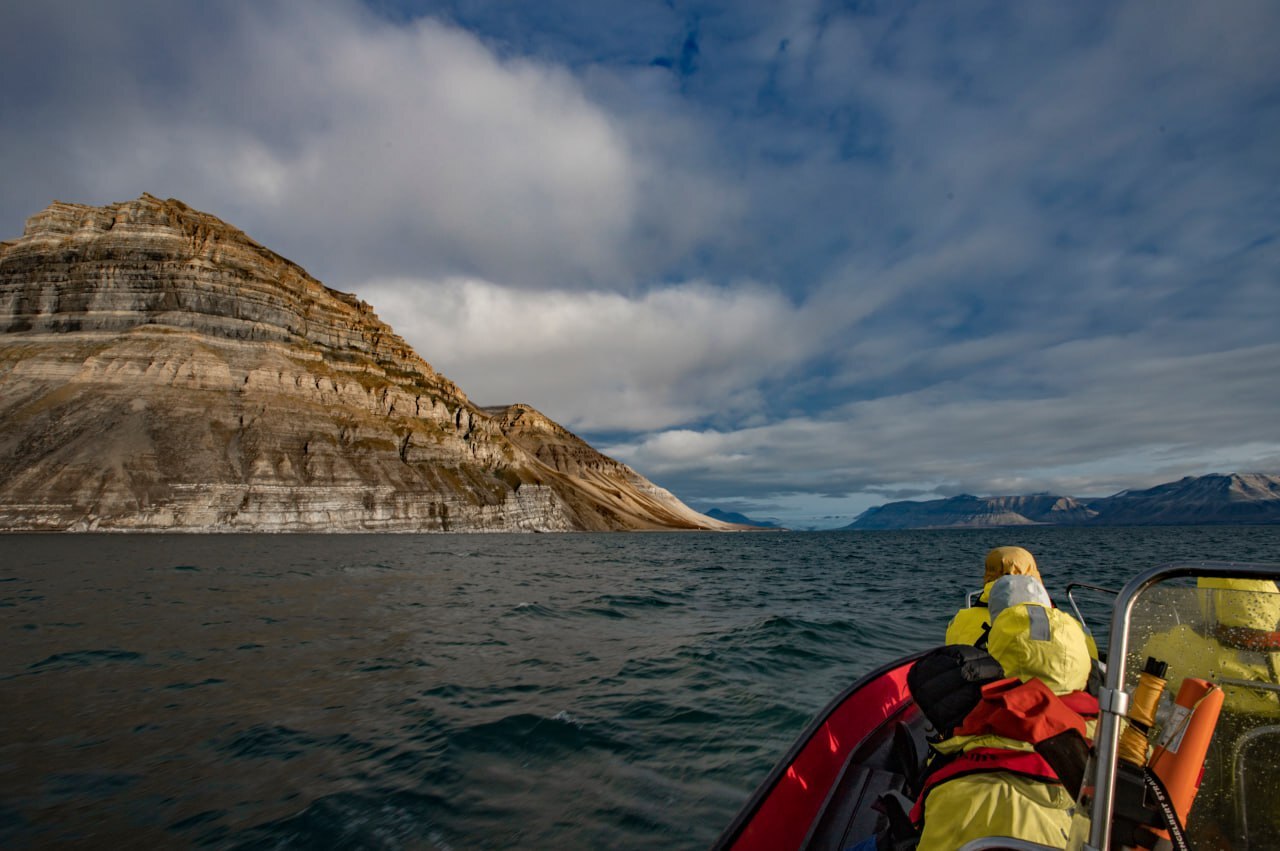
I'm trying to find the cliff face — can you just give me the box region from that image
[0,195,733,532]
[846,474,1280,530]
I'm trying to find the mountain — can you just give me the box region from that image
[849,494,1097,530]
[0,194,734,533]
[1084,473,1280,526]
[844,474,1280,530]
[700,507,782,528]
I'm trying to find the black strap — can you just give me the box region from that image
[1143,767,1191,851]
[974,622,991,650]
[873,790,919,845]
[1034,730,1089,799]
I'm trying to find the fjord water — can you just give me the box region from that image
[4,527,1280,849]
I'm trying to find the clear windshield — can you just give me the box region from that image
[1124,579,1280,848]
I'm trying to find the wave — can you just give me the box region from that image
[447,711,634,760]
[214,725,381,762]
[220,788,457,850]
[502,602,563,619]
[27,648,146,670]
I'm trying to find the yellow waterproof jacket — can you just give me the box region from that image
[1142,625,1280,717]
[916,733,1074,851]
[1142,578,1280,716]
[946,582,1100,660]
[944,549,1042,645]
[945,581,995,645]
[988,603,1091,695]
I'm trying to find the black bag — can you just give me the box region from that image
[907,645,1005,739]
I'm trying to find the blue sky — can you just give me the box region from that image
[2,1,1278,528]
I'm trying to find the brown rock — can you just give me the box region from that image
[0,195,733,532]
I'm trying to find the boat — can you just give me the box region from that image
[711,561,1280,850]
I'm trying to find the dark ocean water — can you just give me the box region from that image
[4,526,1280,849]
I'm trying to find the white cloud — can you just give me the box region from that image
[0,1,737,290]
[357,276,813,430]
[607,338,1280,512]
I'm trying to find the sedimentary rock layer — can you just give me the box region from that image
[0,194,731,532]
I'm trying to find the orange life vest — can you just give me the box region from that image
[910,677,1096,825]
[909,747,1061,824]
[956,676,1093,742]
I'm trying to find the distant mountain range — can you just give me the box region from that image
[845,473,1280,530]
[701,508,783,529]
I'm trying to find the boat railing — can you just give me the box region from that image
[1063,582,1118,652]
[1232,723,1280,841]
[957,839,1061,850]
[1084,561,1280,851]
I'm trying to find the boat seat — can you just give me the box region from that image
[799,711,931,850]
[801,762,906,851]
[890,720,928,796]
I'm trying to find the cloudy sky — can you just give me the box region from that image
[3,1,1278,527]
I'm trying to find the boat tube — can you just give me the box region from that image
[710,652,926,851]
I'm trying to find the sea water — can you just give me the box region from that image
[3,526,1280,849]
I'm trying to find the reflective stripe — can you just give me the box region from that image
[1027,605,1051,641]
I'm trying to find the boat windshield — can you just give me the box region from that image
[1122,577,1280,847]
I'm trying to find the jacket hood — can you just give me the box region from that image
[988,575,1052,622]
[983,546,1042,585]
[988,602,1090,695]
[1198,577,1280,631]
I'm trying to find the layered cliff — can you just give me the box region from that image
[0,195,734,532]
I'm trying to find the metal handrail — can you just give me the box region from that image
[1218,677,1280,694]
[1064,582,1119,647]
[1232,724,1280,840]
[1084,561,1280,851]
[958,839,1061,850]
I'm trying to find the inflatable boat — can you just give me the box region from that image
[711,562,1280,851]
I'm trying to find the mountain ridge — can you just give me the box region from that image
[0,194,736,532]
[845,473,1280,529]
[699,507,783,529]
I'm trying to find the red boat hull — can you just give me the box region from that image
[713,652,925,851]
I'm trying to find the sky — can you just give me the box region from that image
[2,1,1278,528]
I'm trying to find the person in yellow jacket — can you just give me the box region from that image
[945,546,1042,645]
[916,579,1095,850]
[948,547,1101,663]
[1139,578,1280,845]
[917,750,1078,851]
[1141,577,1280,716]
[986,575,1092,698]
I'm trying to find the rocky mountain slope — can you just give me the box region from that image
[1083,473,1280,526]
[846,473,1280,529]
[0,194,736,532]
